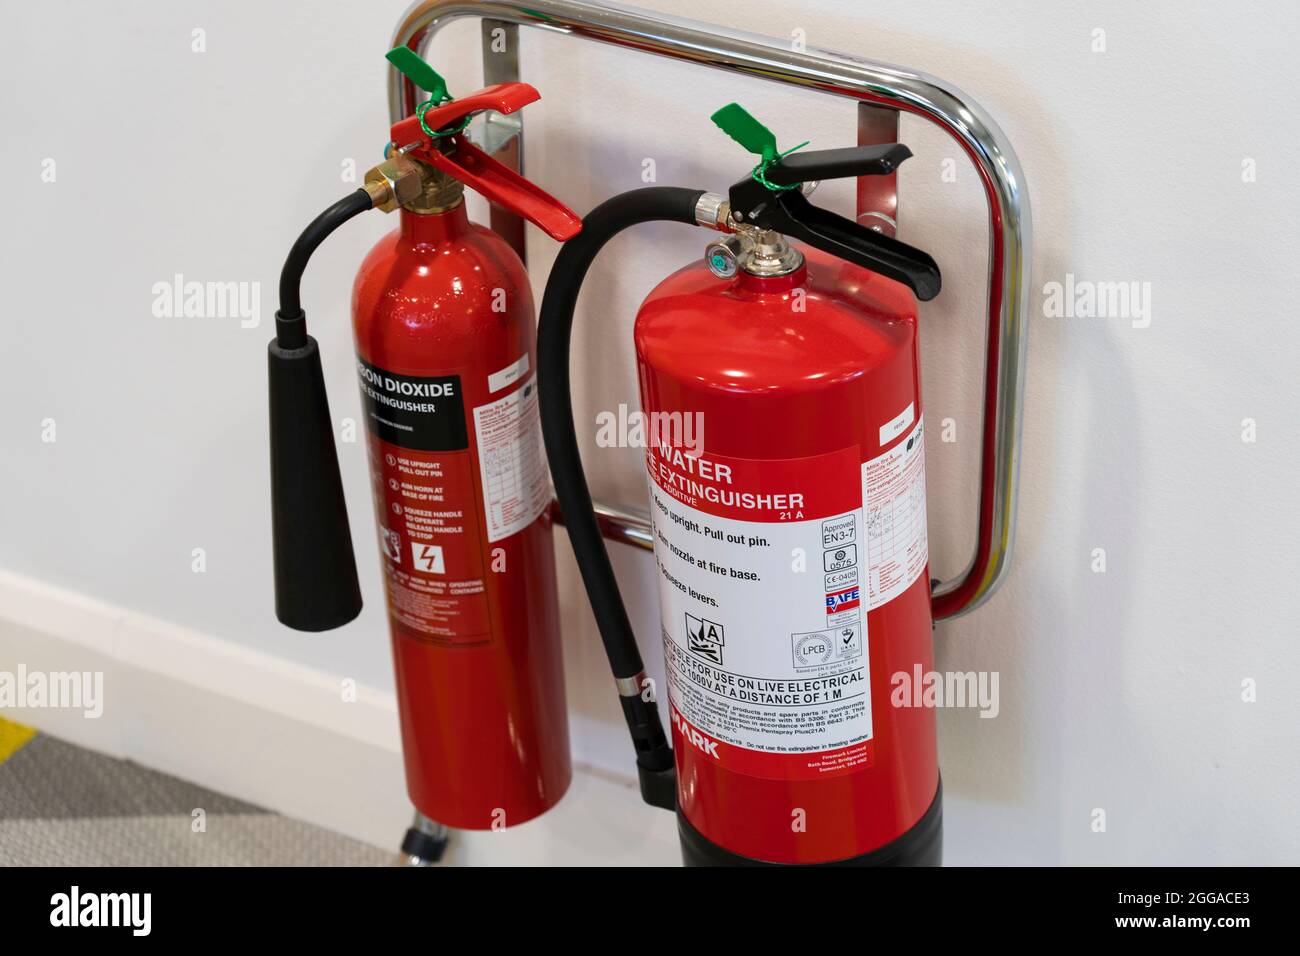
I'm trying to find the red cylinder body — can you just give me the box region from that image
[635,246,937,864]
[352,203,570,828]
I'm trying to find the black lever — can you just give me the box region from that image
[727,143,942,301]
[763,143,913,186]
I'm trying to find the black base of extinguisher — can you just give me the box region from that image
[676,783,943,867]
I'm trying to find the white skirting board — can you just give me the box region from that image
[0,570,680,866]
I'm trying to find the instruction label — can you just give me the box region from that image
[646,443,873,781]
[864,417,928,609]
[472,375,550,543]
[359,361,490,647]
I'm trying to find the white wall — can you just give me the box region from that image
[1,0,1297,864]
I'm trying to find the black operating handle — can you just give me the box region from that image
[778,189,942,301]
[763,143,913,186]
[729,143,942,301]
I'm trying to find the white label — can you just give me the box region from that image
[487,353,530,394]
[472,375,550,542]
[646,445,873,780]
[863,416,928,610]
[879,402,915,446]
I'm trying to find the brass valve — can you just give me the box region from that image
[363,153,424,213]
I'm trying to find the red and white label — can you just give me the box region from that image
[472,375,550,543]
[864,417,928,610]
[646,443,873,781]
[369,435,491,647]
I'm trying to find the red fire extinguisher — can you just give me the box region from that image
[538,105,943,865]
[267,49,580,834]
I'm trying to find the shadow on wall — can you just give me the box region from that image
[924,63,1079,845]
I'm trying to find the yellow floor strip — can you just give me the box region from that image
[0,716,38,764]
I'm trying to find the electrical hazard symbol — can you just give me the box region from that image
[685,613,725,664]
[410,543,445,574]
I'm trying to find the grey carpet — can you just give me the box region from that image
[0,726,392,866]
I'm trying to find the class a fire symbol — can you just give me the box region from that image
[685,613,724,664]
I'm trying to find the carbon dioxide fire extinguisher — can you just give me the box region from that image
[538,104,943,866]
[267,48,580,838]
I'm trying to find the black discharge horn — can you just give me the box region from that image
[267,189,374,631]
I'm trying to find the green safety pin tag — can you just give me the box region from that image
[710,102,809,192]
[386,47,471,139]
[386,46,449,102]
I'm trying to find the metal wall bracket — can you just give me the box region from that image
[389,0,1031,621]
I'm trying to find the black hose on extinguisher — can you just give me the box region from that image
[275,188,375,347]
[537,186,705,810]
[268,189,374,632]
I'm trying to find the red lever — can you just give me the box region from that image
[390,83,581,242]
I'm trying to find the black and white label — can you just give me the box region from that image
[472,375,550,542]
[647,444,874,781]
[357,358,467,452]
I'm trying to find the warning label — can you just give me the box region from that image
[646,443,873,781]
[367,434,491,646]
[359,360,490,647]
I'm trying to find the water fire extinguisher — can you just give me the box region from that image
[267,48,580,834]
[538,105,943,866]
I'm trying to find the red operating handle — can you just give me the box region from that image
[390,83,581,242]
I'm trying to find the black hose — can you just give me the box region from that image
[537,186,705,793]
[275,188,374,349]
